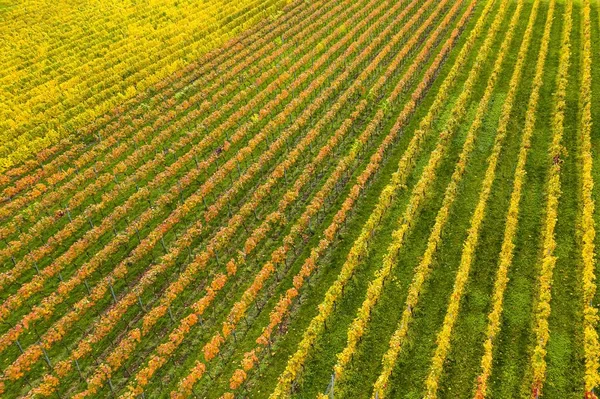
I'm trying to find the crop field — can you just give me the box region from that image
[0,0,599,397]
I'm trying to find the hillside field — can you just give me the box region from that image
[0,0,599,398]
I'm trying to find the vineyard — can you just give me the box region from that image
[0,0,599,397]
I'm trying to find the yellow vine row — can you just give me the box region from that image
[529,0,572,396]
[580,0,600,395]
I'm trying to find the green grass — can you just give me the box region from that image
[244,0,516,395]
[543,1,585,396]
[2,0,597,397]
[243,0,594,397]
